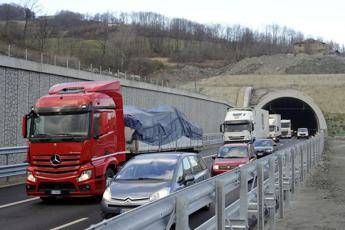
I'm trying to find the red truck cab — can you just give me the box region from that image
[23,81,127,199]
[212,143,255,176]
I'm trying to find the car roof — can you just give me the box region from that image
[133,152,196,160]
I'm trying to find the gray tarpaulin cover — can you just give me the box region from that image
[124,106,203,145]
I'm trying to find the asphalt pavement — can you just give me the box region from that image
[0,138,302,230]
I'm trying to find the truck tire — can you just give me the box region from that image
[105,167,115,187]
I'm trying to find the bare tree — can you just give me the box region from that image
[21,0,39,45]
[34,16,53,52]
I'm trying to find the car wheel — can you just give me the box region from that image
[101,211,115,219]
[105,167,115,187]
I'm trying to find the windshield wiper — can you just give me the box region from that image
[31,133,52,138]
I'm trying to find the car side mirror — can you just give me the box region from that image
[184,174,195,185]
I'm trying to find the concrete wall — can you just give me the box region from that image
[0,55,231,147]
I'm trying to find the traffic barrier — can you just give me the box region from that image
[88,132,325,230]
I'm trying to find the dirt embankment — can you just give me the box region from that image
[276,138,345,230]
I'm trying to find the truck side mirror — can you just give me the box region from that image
[22,115,28,138]
[219,124,224,133]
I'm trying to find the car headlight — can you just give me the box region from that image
[149,188,170,202]
[27,171,36,182]
[77,169,92,182]
[102,187,112,201]
[213,164,219,170]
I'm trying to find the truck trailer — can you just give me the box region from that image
[269,114,281,142]
[22,80,203,199]
[220,108,269,143]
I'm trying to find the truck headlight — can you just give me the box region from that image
[102,187,112,201]
[149,188,170,202]
[77,170,92,182]
[27,171,36,182]
[213,164,219,170]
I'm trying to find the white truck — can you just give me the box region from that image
[220,108,269,143]
[269,114,281,142]
[281,119,292,138]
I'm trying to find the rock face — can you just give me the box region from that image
[221,53,345,75]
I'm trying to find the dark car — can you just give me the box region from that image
[101,152,210,218]
[254,139,275,157]
[212,143,256,175]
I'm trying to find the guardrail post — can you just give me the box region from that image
[257,162,264,230]
[216,179,225,230]
[176,196,189,230]
[300,146,304,183]
[284,152,291,208]
[291,148,296,194]
[306,141,310,174]
[239,166,248,228]
[278,154,284,218]
[268,158,276,230]
[6,153,9,182]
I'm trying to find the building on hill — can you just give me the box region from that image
[293,39,330,54]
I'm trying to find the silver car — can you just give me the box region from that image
[101,152,210,218]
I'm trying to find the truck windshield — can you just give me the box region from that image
[281,123,290,128]
[218,146,248,158]
[269,125,275,131]
[30,113,89,140]
[224,123,251,132]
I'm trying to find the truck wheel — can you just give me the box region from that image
[105,168,115,187]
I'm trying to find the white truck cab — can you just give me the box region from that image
[220,108,269,143]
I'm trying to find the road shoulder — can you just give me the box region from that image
[276,138,345,230]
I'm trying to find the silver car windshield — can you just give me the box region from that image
[116,157,178,181]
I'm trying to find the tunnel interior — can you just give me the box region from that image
[262,97,318,135]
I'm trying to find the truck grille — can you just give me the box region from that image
[32,154,81,176]
[229,136,245,140]
[281,131,288,135]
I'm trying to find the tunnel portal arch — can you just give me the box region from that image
[255,90,327,135]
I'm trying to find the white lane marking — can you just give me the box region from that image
[0,197,39,209]
[50,217,88,230]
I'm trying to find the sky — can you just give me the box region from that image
[3,0,345,45]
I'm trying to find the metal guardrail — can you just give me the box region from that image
[0,146,28,179]
[0,133,223,179]
[88,132,325,230]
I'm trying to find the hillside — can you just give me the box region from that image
[2,3,342,79]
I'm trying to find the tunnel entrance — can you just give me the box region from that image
[262,97,318,135]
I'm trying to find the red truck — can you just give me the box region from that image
[22,80,202,200]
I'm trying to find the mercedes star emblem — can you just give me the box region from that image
[50,154,61,165]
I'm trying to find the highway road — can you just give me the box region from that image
[0,138,302,230]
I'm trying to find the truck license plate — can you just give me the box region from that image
[51,190,61,195]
